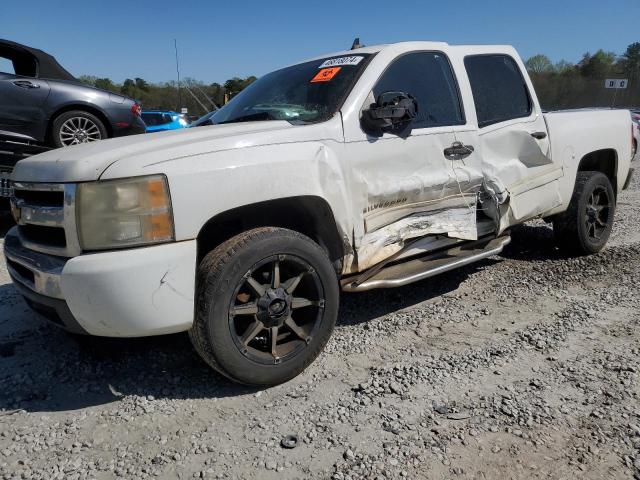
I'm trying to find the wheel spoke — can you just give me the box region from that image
[285,316,309,341]
[231,255,326,366]
[272,260,281,288]
[241,320,264,345]
[291,297,320,309]
[246,276,266,296]
[231,302,259,316]
[283,272,305,294]
[593,227,601,240]
[270,326,279,359]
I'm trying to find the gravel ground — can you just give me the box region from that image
[0,171,639,480]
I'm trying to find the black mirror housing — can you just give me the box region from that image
[361,91,418,135]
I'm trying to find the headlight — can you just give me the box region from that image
[77,175,174,250]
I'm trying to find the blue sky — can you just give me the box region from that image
[1,0,638,84]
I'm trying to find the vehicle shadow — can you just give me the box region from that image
[0,267,494,414]
[338,259,495,327]
[0,279,261,413]
[500,222,564,261]
[0,222,551,414]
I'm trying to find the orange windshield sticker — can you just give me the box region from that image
[311,67,341,83]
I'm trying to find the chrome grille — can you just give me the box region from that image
[11,182,81,257]
[0,171,12,198]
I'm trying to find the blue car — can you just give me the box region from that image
[141,110,188,133]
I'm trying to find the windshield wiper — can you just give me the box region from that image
[218,111,276,124]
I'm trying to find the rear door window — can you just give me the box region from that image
[464,54,532,128]
[0,57,15,75]
[373,51,465,129]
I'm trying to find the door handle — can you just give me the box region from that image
[12,80,40,89]
[443,141,474,160]
[531,131,547,140]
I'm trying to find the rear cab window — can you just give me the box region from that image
[464,54,532,128]
[373,51,465,128]
[0,57,15,75]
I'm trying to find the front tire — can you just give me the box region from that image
[553,171,615,255]
[51,110,107,148]
[189,227,339,386]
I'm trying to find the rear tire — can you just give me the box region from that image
[553,171,615,255]
[51,110,107,148]
[189,227,339,386]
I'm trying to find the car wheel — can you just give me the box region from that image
[553,171,615,255]
[189,227,339,386]
[51,110,107,148]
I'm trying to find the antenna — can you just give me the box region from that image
[174,39,182,110]
[351,37,364,50]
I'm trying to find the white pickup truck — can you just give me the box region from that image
[4,41,635,385]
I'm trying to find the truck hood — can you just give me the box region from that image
[12,121,304,183]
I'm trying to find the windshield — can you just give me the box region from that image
[210,54,371,125]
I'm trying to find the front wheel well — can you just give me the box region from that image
[577,148,618,193]
[196,196,348,273]
[47,105,112,142]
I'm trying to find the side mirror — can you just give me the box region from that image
[361,91,418,135]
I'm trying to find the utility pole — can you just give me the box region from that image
[174,39,182,110]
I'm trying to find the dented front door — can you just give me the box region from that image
[344,51,484,271]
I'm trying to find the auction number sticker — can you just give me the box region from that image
[318,56,364,68]
[311,67,342,83]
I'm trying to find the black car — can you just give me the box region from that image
[0,39,146,148]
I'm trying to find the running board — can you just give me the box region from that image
[341,235,511,292]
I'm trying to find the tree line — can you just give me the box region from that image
[525,42,640,109]
[77,75,257,116]
[79,42,640,115]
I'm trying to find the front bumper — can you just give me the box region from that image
[4,227,197,337]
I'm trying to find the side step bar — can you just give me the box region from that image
[341,235,511,292]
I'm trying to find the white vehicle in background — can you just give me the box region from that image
[4,41,635,386]
[630,109,640,159]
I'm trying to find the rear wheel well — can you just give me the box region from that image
[577,149,617,193]
[197,196,347,273]
[47,105,112,143]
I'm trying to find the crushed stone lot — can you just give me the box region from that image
[0,172,639,480]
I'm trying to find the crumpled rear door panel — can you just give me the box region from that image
[479,121,563,227]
